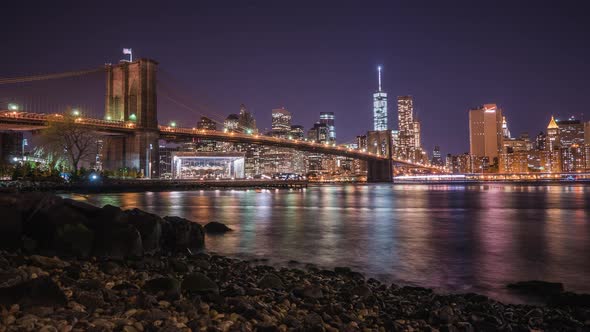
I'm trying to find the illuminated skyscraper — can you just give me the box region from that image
[373,66,388,131]
[546,116,560,151]
[502,116,511,138]
[319,112,335,142]
[469,104,503,161]
[397,96,415,150]
[271,107,292,135]
[197,116,217,130]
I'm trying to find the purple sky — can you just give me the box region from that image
[1,1,588,154]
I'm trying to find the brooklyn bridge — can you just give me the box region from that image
[0,58,440,182]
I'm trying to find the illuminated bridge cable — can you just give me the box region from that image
[0,67,106,85]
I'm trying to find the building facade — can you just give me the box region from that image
[373,66,388,131]
[469,104,503,163]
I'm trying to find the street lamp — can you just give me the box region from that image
[170,121,177,127]
[8,103,19,111]
[72,109,80,116]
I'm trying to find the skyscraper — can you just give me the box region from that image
[546,116,560,151]
[197,116,217,130]
[271,107,292,135]
[432,145,442,166]
[556,117,584,148]
[373,66,388,131]
[469,104,503,161]
[319,112,336,142]
[397,96,415,151]
[238,104,257,134]
[502,116,511,138]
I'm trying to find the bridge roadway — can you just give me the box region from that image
[0,110,437,169]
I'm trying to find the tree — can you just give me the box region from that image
[41,114,100,174]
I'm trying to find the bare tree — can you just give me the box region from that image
[41,114,100,173]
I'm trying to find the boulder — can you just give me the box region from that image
[53,222,94,257]
[204,221,233,234]
[126,208,162,253]
[62,198,102,217]
[161,216,205,252]
[0,269,28,288]
[181,272,218,294]
[548,292,590,307]
[258,273,285,289]
[92,223,143,258]
[0,206,22,250]
[86,204,128,229]
[507,280,564,296]
[144,277,181,300]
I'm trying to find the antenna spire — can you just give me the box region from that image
[377,65,382,92]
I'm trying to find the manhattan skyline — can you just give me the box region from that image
[1,1,588,153]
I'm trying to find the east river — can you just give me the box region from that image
[66,183,590,303]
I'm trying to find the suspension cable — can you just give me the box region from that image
[0,67,106,85]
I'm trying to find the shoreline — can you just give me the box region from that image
[1,192,590,331]
[2,251,590,331]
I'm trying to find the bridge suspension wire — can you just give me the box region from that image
[0,67,106,85]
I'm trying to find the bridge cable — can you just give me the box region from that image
[0,67,106,85]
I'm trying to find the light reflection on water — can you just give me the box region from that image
[66,184,590,303]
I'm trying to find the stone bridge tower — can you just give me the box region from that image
[103,59,159,178]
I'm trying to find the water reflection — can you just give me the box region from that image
[69,183,590,303]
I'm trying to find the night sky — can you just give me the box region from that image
[1,1,588,154]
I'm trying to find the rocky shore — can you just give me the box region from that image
[1,193,590,331]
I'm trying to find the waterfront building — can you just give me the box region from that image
[469,104,503,164]
[449,153,473,174]
[319,112,336,142]
[158,145,179,178]
[271,107,292,136]
[197,116,217,131]
[373,66,388,131]
[171,152,245,179]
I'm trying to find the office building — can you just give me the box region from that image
[432,146,442,166]
[319,112,336,142]
[373,66,388,131]
[271,107,292,135]
[397,96,415,150]
[469,104,503,161]
[556,117,585,148]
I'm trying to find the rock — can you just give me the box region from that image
[62,198,101,217]
[29,255,70,269]
[203,221,233,234]
[181,273,218,294]
[100,261,122,275]
[144,277,181,300]
[76,290,105,309]
[350,284,372,298]
[92,223,143,258]
[53,222,94,257]
[126,208,163,253]
[507,280,564,296]
[0,206,22,250]
[169,258,190,273]
[161,216,205,251]
[258,273,285,289]
[0,269,28,288]
[334,266,352,274]
[0,276,67,307]
[548,292,590,307]
[296,285,323,299]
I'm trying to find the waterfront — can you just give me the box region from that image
[66,183,590,304]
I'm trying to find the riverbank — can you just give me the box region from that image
[2,253,590,331]
[1,193,590,331]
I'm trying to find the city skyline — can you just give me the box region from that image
[1,1,589,154]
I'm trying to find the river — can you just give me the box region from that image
[65,183,590,303]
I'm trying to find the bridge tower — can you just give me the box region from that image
[103,59,159,178]
[366,130,393,182]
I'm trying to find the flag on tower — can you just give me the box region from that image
[123,48,133,62]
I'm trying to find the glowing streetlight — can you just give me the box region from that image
[129,113,137,121]
[72,109,80,116]
[170,121,177,127]
[8,103,19,111]
[106,115,112,121]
